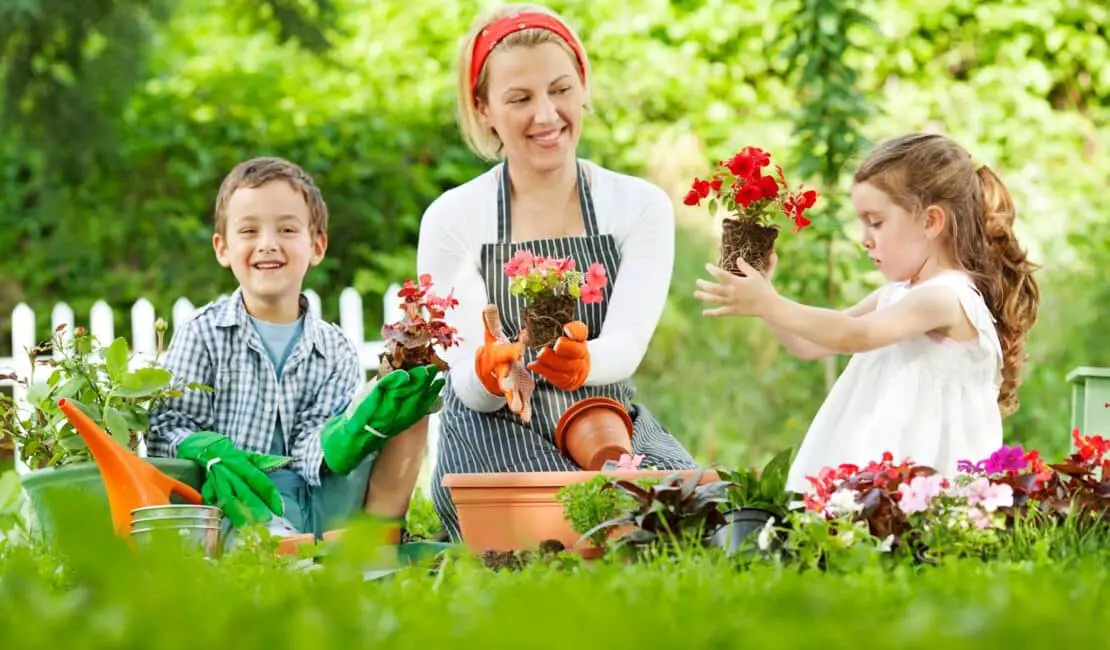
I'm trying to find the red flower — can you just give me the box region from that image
[792,213,812,233]
[724,154,754,179]
[742,146,771,169]
[736,183,764,208]
[685,145,818,234]
[756,174,779,199]
[1073,427,1110,463]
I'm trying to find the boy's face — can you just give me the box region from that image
[213,180,326,321]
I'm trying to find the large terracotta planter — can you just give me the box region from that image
[554,397,633,470]
[442,469,721,554]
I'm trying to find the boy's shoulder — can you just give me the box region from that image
[177,290,240,328]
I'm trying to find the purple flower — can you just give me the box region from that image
[982,445,1028,474]
[957,445,1028,476]
[956,458,981,474]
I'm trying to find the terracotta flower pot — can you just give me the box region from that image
[276,533,318,556]
[441,469,721,554]
[554,397,633,470]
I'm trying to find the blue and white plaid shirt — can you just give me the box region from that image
[147,289,362,486]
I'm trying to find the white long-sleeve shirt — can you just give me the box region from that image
[416,160,675,413]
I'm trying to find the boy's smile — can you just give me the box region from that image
[212,180,326,323]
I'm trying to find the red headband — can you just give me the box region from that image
[469,12,587,101]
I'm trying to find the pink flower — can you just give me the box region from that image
[585,262,607,289]
[580,285,603,304]
[616,453,644,470]
[967,506,994,530]
[956,477,1013,512]
[897,474,946,515]
[503,250,535,278]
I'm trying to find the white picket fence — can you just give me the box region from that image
[0,285,442,490]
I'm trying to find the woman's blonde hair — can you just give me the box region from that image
[455,3,591,161]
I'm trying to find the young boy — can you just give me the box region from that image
[147,156,442,539]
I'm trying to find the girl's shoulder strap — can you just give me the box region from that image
[920,271,1003,364]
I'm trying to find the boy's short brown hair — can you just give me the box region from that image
[213,157,328,236]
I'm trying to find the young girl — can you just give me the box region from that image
[694,133,1040,493]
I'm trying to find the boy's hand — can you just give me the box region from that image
[176,431,291,529]
[320,365,445,475]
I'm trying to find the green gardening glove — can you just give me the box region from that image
[177,431,292,529]
[320,364,445,475]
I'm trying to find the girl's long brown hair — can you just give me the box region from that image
[854,133,1040,415]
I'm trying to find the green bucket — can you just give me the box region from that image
[20,458,203,541]
[397,540,456,566]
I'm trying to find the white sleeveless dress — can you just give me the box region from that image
[785,271,1004,493]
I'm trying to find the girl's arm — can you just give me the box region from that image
[765,289,882,360]
[753,252,881,360]
[697,257,962,355]
[761,285,959,354]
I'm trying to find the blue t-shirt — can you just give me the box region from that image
[248,315,303,461]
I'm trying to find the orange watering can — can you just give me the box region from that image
[57,398,204,538]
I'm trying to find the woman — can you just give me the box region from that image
[416,3,700,540]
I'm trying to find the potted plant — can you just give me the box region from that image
[0,322,209,538]
[581,469,733,556]
[555,473,632,557]
[377,274,460,379]
[441,467,721,555]
[712,447,796,556]
[503,250,608,350]
[683,146,818,275]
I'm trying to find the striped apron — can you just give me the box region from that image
[431,161,699,541]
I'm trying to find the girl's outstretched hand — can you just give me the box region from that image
[694,255,778,317]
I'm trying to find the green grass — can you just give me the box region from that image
[1,493,1107,649]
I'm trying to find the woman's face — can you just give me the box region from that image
[479,40,585,173]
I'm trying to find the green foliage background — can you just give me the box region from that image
[1,0,1107,469]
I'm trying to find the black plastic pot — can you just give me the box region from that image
[710,507,780,556]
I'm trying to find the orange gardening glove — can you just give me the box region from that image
[528,321,590,392]
[475,304,535,423]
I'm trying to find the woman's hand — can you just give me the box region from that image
[694,255,779,318]
[528,321,590,391]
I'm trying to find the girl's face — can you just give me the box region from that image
[852,181,945,283]
[478,41,585,173]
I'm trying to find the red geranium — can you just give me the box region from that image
[381,274,461,355]
[684,146,818,233]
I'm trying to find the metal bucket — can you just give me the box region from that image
[131,524,221,558]
[130,516,222,530]
[130,504,223,522]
